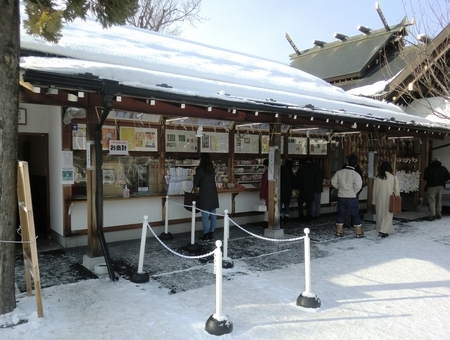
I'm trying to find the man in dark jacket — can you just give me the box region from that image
[280,159,296,223]
[423,157,450,221]
[295,157,317,222]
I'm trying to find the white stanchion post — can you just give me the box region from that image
[296,228,321,308]
[191,201,197,245]
[165,195,169,234]
[184,201,200,252]
[160,196,173,240]
[222,210,234,268]
[130,216,150,283]
[205,240,233,336]
[215,240,223,317]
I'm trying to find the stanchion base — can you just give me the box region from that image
[222,259,234,269]
[184,242,201,253]
[296,293,321,308]
[205,314,233,336]
[130,272,149,283]
[159,232,173,240]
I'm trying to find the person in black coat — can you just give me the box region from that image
[280,159,296,223]
[295,157,317,221]
[311,159,324,219]
[193,153,219,240]
[423,157,450,220]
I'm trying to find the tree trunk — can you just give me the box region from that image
[0,0,20,315]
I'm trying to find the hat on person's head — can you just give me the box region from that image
[347,154,358,167]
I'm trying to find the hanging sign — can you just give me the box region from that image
[109,140,129,155]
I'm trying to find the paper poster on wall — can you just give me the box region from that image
[62,168,74,185]
[201,132,229,153]
[72,123,86,150]
[120,126,158,151]
[261,135,284,154]
[235,134,259,154]
[309,138,328,155]
[165,130,198,152]
[101,126,117,150]
[288,137,308,155]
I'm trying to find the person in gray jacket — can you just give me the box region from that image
[331,154,363,238]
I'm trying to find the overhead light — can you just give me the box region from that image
[275,113,279,118]
[207,106,212,112]
[232,109,236,114]
[33,87,41,93]
[78,91,84,98]
[326,119,329,123]
[67,93,78,102]
[310,117,314,121]
[146,99,155,105]
[255,111,259,116]
[180,103,186,109]
[293,115,297,119]
[115,96,122,102]
[351,123,357,129]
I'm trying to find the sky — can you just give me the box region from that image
[179,0,450,64]
[2,217,450,339]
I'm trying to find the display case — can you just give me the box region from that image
[233,158,265,190]
[164,156,231,194]
[72,154,160,197]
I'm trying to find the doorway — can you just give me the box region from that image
[18,133,50,239]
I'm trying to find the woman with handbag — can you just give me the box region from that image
[193,153,219,241]
[372,162,400,238]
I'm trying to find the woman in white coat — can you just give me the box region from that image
[372,161,400,238]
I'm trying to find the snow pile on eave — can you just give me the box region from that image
[18,14,448,129]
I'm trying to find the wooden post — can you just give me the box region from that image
[268,122,282,229]
[17,161,44,318]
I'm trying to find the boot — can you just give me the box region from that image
[208,232,214,240]
[200,232,210,241]
[335,224,343,237]
[354,225,364,238]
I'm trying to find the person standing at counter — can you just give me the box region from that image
[280,159,296,223]
[331,154,363,238]
[372,161,400,238]
[194,153,219,241]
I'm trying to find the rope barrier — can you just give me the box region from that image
[145,221,215,260]
[0,227,38,244]
[228,217,305,242]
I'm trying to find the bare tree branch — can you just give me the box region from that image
[127,0,205,36]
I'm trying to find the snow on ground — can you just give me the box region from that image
[2,217,450,339]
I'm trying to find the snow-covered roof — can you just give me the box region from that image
[19,15,450,130]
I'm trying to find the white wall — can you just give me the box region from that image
[19,103,65,237]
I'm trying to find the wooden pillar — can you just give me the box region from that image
[268,122,282,229]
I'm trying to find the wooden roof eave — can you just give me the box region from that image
[20,68,450,136]
[384,23,450,102]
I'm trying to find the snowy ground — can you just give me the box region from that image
[2,215,450,339]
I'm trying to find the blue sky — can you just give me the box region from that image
[180,0,449,64]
